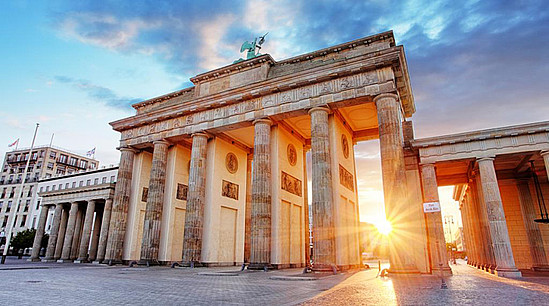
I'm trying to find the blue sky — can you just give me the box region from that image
[1,0,548,224]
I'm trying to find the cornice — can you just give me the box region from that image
[110,47,404,131]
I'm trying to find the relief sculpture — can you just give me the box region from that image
[222,180,239,200]
[281,171,302,197]
[339,164,354,191]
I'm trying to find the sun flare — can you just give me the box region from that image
[375,219,392,236]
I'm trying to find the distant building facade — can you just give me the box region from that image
[30,166,118,262]
[0,146,98,241]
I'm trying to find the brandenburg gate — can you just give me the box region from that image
[100,30,440,273]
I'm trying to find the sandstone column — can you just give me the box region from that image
[54,207,69,260]
[182,133,209,265]
[244,153,253,264]
[139,140,169,265]
[70,208,83,260]
[517,179,549,271]
[249,119,273,269]
[105,147,136,264]
[477,157,521,277]
[76,200,96,262]
[44,203,63,261]
[96,198,113,263]
[303,146,310,266]
[308,108,336,270]
[420,163,452,276]
[88,209,103,261]
[60,202,79,262]
[30,205,50,261]
[374,93,415,273]
[471,179,492,270]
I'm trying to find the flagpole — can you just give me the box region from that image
[15,139,18,151]
[49,133,54,148]
[1,123,39,264]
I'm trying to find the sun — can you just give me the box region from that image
[375,219,392,236]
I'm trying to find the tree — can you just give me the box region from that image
[11,229,36,258]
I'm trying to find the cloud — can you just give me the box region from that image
[55,75,142,109]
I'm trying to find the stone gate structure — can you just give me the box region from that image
[99,30,437,272]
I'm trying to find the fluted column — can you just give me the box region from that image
[249,119,273,269]
[105,147,136,264]
[54,207,69,260]
[308,108,336,270]
[70,208,83,260]
[60,202,79,262]
[30,205,50,261]
[420,163,452,276]
[88,208,102,261]
[477,157,521,277]
[182,133,209,265]
[96,198,113,263]
[76,200,96,262]
[374,93,415,273]
[244,153,253,264]
[303,145,310,266]
[44,203,63,261]
[517,179,549,271]
[139,140,169,265]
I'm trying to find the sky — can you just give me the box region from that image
[1,0,548,233]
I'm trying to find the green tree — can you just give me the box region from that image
[11,228,36,257]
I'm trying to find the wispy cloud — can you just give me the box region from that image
[55,75,142,109]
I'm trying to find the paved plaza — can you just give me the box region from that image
[0,259,548,305]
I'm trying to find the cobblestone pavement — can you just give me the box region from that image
[0,258,548,305]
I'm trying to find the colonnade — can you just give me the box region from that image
[458,154,549,277]
[30,198,113,263]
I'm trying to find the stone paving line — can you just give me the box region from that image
[0,259,548,305]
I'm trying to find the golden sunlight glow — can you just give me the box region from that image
[375,219,392,236]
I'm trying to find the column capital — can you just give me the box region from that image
[118,146,137,153]
[419,162,436,169]
[373,93,399,103]
[152,139,170,146]
[252,118,273,126]
[87,199,97,204]
[191,132,210,139]
[540,150,549,157]
[477,156,495,163]
[307,106,331,115]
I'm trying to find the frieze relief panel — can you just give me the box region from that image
[339,165,354,192]
[281,171,302,197]
[120,70,389,143]
[176,183,188,201]
[222,180,239,200]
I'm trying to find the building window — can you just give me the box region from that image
[27,186,33,197]
[39,187,43,192]
[79,160,88,169]
[47,162,54,170]
[6,201,12,212]
[0,201,3,210]
[45,173,52,178]
[36,200,40,210]
[58,154,68,164]
[90,163,97,169]
[52,185,56,191]
[86,179,91,186]
[65,183,69,189]
[102,177,107,184]
[36,161,42,169]
[79,181,83,187]
[20,215,27,227]
[72,182,76,188]
[110,176,115,183]
[50,151,56,159]
[2,216,7,228]
[24,200,30,212]
[94,178,99,185]
[58,184,62,190]
[46,186,49,192]
[69,157,78,166]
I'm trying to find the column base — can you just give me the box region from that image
[495,268,522,278]
[248,263,273,270]
[75,258,90,263]
[27,258,42,262]
[532,265,549,272]
[92,260,104,265]
[104,259,124,266]
[42,258,57,262]
[138,259,160,266]
[389,263,421,275]
[57,259,74,263]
